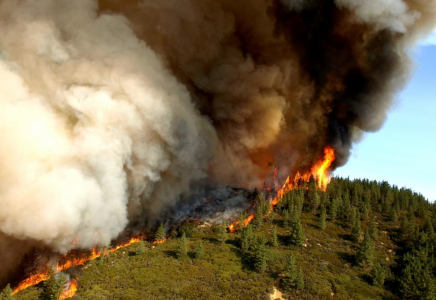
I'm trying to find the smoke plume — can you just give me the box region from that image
[0,0,434,284]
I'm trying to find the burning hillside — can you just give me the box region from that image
[0,0,435,290]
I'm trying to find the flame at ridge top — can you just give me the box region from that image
[229,146,336,232]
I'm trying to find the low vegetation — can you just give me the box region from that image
[7,177,436,299]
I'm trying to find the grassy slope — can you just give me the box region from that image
[14,209,399,300]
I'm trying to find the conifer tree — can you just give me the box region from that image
[255,205,264,228]
[0,284,13,300]
[297,267,305,290]
[371,262,387,288]
[390,208,398,222]
[399,252,436,299]
[177,233,188,259]
[283,209,290,228]
[155,223,166,242]
[368,216,378,240]
[356,231,375,269]
[253,234,267,273]
[310,192,320,213]
[281,254,304,292]
[351,208,362,243]
[271,226,278,247]
[330,197,338,220]
[43,271,67,300]
[195,242,204,259]
[239,211,247,231]
[136,241,146,256]
[319,206,327,231]
[218,219,228,245]
[289,210,305,246]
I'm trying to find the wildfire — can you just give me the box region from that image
[59,279,78,300]
[153,239,167,245]
[12,236,144,295]
[228,214,255,233]
[229,146,335,232]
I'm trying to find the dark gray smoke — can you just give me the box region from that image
[0,0,434,285]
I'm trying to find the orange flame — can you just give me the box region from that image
[12,236,144,295]
[153,239,167,245]
[229,146,335,231]
[59,278,78,300]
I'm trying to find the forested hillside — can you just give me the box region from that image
[6,177,435,300]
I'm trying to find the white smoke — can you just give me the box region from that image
[0,0,214,252]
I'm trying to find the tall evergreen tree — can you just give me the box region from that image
[0,284,13,300]
[239,211,247,231]
[253,234,267,273]
[271,226,278,247]
[319,206,327,231]
[255,205,264,228]
[283,209,290,228]
[282,254,304,292]
[356,231,375,269]
[330,197,338,220]
[218,219,228,245]
[368,216,378,240]
[195,242,204,259]
[43,271,67,300]
[177,233,188,259]
[399,252,436,300]
[351,208,362,243]
[371,262,387,288]
[136,241,146,256]
[289,211,305,246]
[155,223,166,242]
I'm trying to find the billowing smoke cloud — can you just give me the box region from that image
[0,0,434,284]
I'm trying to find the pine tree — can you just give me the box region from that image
[43,271,67,300]
[239,211,247,231]
[371,262,387,288]
[155,223,166,242]
[368,216,378,240]
[283,209,290,228]
[266,209,276,223]
[356,231,375,269]
[195,242,204,259]
[319,206,327,231]
[330,197,338,220]
[271,226,278,247]
[136,241,146,256]
[282,254,304,292]
[351,208,362,243]
[253,234,267,273]
[255,205,264,228]
[390,208,398,222]
[399,252,436,299]
[177,233,188,259]
[297,267,305,290]
[218,219,228,245]
[310,192,320,213]
[0,284,13,300]
[289,210,305,246]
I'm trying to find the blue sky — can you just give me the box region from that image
[334,34,436,202]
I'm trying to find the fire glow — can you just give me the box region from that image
[59,279,78,300]
[229,146,336,232]
[12,236,144,296]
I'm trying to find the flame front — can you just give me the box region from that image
[12,236,145,295]
[229,146,335,231]
[59,279,78,300]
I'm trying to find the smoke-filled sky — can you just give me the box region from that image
[335,42,436,202]
[0,0,436,285]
